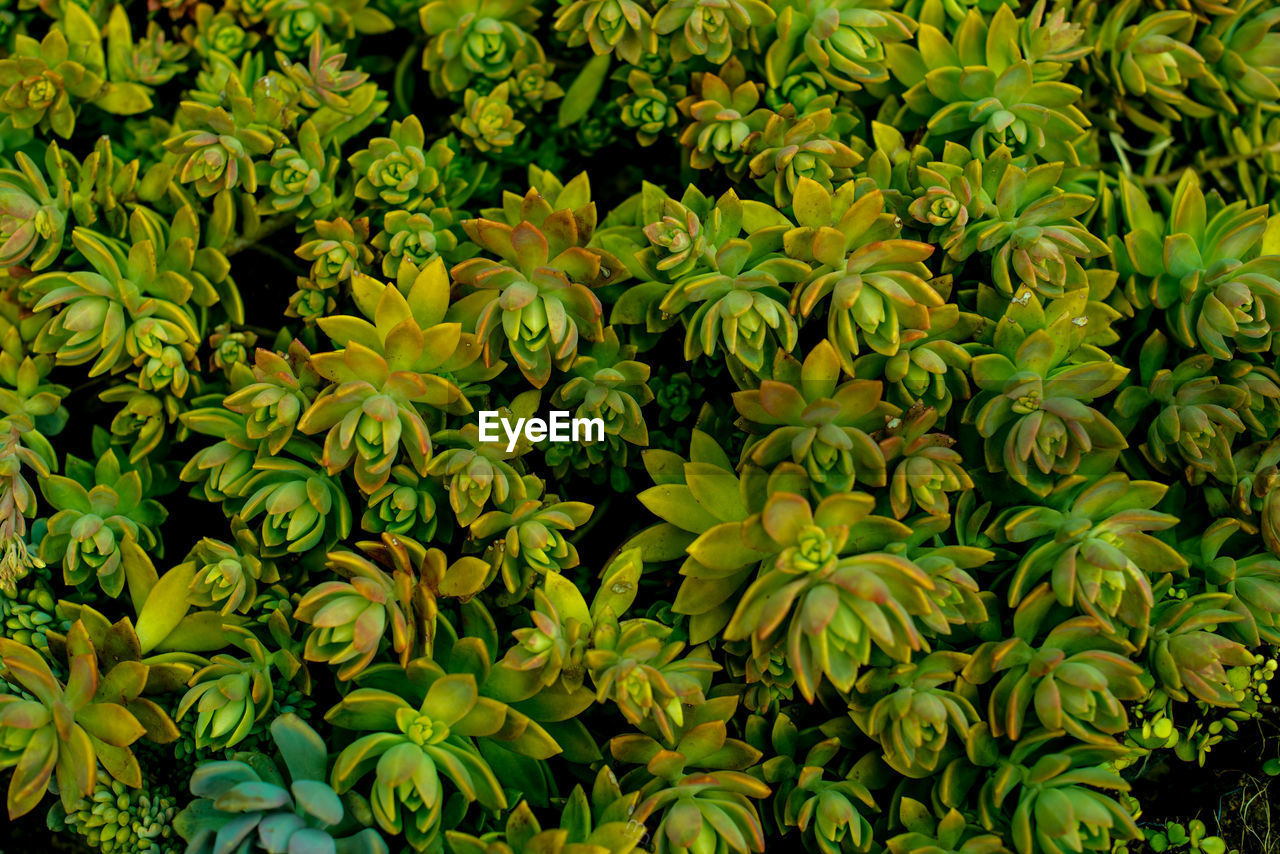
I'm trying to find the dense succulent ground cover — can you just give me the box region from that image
[1,0,1280,852]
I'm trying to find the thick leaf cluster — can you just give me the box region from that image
[0,2,1278,854]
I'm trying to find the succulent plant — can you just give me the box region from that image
[965,289,1127,496]
[0,623,149,818]
[38,448,166,598]
[419,0,543,95]
[8,5,1280,854]
[735,341,896,495]
[326,657,557,849]
[789,182,939,370]
[967,616,1145,743]
[0,150,70,272]
[555,0,657,64]
[653,0,774,64]
[450,185,625,387]
[766,0,915,93]
[888,6,1089,162]
[677,60,771,176]
[1114,172,1280,361]
[174,713,388,854]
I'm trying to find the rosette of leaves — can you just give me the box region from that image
[450,186,626,387]
[42,598,191,744]
[174,713,388,854]
[1019,0,1091,69]
[267,0,394,56]
[789,182,940,370]
[275,37,387,141]
[1093,0,1212,131]
[295,538,487,680]
[288,282,336,325]
[427,409,531,528]
[887,804,1010,854]
[326,655,559,850]
[849,651,979,778]
[631,427,909,643]
[1112,335,1247,485]
[189,4,260,59]
[296,216,374,290]
[238,456,353,557]
[1183,518,1280,645]
[586,612,718,742]
[104,8,190,89]
[734,341,897,495]
[629,430,759,636]
[608,184,745,340]
[745,712,877,853]
[618,69,683,147]
[0,622,149,818]
[908,156,977,256]
[222,342,321,456]
[180,406,261,504]
[887,6,1089,161]
[964,289,1127,496]
[965,615,1146,744]
[163,99,280,198]
[445,781,646,854]
[1113,172,1280,360]
[765,0,915,92]
[256,119,337,217]
[0,149,70,272]
[419,0,543,95]
[38,447,166,598]
[977,733,1140,854]
[724,495,942,700]
[653,0,775,64]
[746,107,861,207]
[554,0,657,64]
[630,184,721,282]
[363,465,443,540]
[471,485,593,598]
[1214,438,1280,555]
[373,208,461,277]
[895,526,991,631]
[1216,358,1280,438]
[499,576,593,692]
[176,626,305,751]
[301,260,478,492]
[102,385,181,465]
[209,324,258,374]
[185,523,279,616]
[551,326,653,447]
[677,59,772,176]
[613,696,771,854]
[878,403,972,519]
[655,219,808,377]
[1147,591,1256,706]
[510,61,563,113]
[952,151,1109,299]
[1195,0,1280,111]
[0,6,152,139]
[851,303,978,416]
[349,115,450,212]
[23,217,217,379]
[991,472,1187,633]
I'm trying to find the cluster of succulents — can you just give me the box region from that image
[0,0,1279,853]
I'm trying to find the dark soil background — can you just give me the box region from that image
[1126,708,1280,854]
